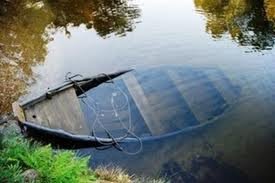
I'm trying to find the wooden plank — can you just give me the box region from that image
[123,73,169,135]
[133,69,199,130]
[24,87,89,135]
[167,69,227,123]
[204,69,240,104]
[12,102,26,122]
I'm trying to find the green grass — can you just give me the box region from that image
[0,127,167,183]
[0,130,96,183]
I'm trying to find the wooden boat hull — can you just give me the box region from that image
[13,70,134,148]
[13,66,240,148]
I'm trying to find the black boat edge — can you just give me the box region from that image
[18,121,135,149]
[20,69,133,108]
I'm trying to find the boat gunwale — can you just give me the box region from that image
[19,70,133,109]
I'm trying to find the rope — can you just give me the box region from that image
[65,72,143,155]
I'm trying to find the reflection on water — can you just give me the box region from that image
[266,0,275,22]
[194,0,275,51]
[0,0,275,181]
[45,0,140,37]
[1,0,275,114]
[0,0,49,113]
[0,0,275,114]
[160,158,250,183]
[0,0,140,113]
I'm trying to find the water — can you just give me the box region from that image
[78,65,275,182]
[0,0,275,182]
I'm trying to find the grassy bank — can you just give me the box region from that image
[0,129,97,183]
[0,124,165,183]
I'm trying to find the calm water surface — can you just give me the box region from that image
[1,0,275,182]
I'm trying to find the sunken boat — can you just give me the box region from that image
[13,66,240,149]
[12,70,134,148]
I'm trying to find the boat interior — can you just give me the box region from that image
[13,66,241,142]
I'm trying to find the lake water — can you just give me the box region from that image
[1,0,275,182]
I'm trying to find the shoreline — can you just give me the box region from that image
[0,118,165,183]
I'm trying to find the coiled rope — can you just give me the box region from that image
[65,72,143,155]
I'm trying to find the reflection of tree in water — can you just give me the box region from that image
[194,0,275,51]
[160,158,250,182]
[265,0,275,22]
[47,0,140,37]
[0,0,51,114]
[0,0,140,114]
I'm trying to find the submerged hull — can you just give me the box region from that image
[13,66,240,148]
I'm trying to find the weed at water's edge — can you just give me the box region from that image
[95,166,168,183]
[0,129,96,183]
[0,127,167,183]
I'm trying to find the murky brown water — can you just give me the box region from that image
[1,0,275,182]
